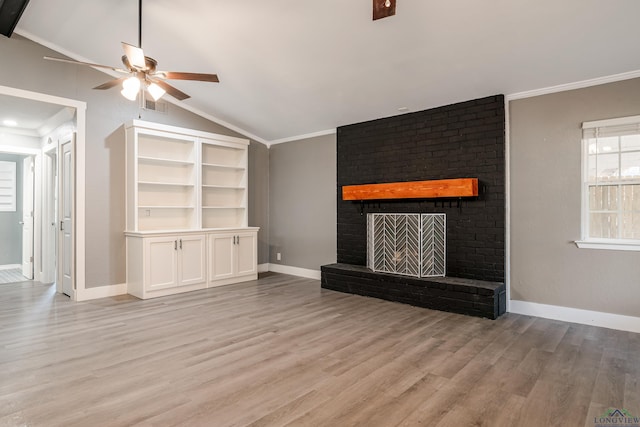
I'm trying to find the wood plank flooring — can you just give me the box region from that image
[1,273,638,426]
[0,268,27,285]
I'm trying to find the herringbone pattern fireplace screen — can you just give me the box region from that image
[367,213,446,278]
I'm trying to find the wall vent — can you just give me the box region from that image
[144,99,168,114]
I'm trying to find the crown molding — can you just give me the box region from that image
[269,128,336,147]
[506,69,640,101]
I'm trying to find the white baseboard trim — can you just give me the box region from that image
[510,300,640,333]
[257,263,269,273]
[267,263,322,280]
[75,283,128,301]
[0,264,21,271]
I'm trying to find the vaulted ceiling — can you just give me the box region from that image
[14,0,640,143]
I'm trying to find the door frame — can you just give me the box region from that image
[0,85,86,301]
[42,143,58,285]
[21,156,35,279]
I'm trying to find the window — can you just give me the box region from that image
[0,161,17,212]
[577,115,640,251]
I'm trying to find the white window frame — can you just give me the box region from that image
[0,161,17,212]
[576,114,640,251]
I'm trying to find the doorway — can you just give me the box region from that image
[0,152,32,283]
[0,85,86,299]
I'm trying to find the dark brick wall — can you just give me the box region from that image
[337,95,505,282]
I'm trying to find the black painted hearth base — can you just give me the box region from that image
[321,263,506,319]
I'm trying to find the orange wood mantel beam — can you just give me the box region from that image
[342,178,479,201]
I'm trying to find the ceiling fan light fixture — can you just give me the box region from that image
[147,82,166,101]
[121,76,141,100]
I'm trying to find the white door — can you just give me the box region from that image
[43,150,58,284]
[236,232,257,276]
[144,236,178,291]
[178,234,206,287]
[59,136,74,296]
[208,233,235,282]
[21,157,34,279]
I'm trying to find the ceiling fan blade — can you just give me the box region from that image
[122,42,146,70]
[156,71,219,83]
[44,56,127,73]
[93,77,128,90]
[150,79,190,101]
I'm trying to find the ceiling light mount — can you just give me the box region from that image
[373,0,396,20]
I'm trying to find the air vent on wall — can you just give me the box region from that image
[0,0,30,38]
[144,99,168,114]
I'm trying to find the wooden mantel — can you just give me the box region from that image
[342,178,478,201]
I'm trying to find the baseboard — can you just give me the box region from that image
[267,263,322,280]
[510,300,640,333]
[257,263,269,273]
[0,264,21,271]
[75,283,128,301]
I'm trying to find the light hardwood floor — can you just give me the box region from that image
[1,273,638,426]
[0,268,27,285]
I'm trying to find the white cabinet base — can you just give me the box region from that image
[126,233,207,299]
[207,230,258,288]
[126,228,258,299]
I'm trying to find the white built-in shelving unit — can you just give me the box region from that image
[200,139,248,229]
[124,120,258,299]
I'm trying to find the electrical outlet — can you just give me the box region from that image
[145,209,151,217]
[276,252,281,261]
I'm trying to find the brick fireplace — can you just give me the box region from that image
[321,95,506,319]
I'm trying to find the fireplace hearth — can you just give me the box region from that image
[321,264,505,319]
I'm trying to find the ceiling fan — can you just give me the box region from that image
[44,0,218,101]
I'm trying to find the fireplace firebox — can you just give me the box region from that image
[367,213,446,278]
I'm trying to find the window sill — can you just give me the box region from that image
[575,239,640,252]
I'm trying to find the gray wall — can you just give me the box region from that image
[249,141,270,265]
[269,134,336,270]
[510,77,640,317]
[0,153,24,265]
[0,35,269,287]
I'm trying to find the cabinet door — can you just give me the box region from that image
[208,233,235,281]
[178,234,206,287]
[144,236,178,291]
[236,232,257,276]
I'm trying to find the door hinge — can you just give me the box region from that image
[30,256,34,262]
